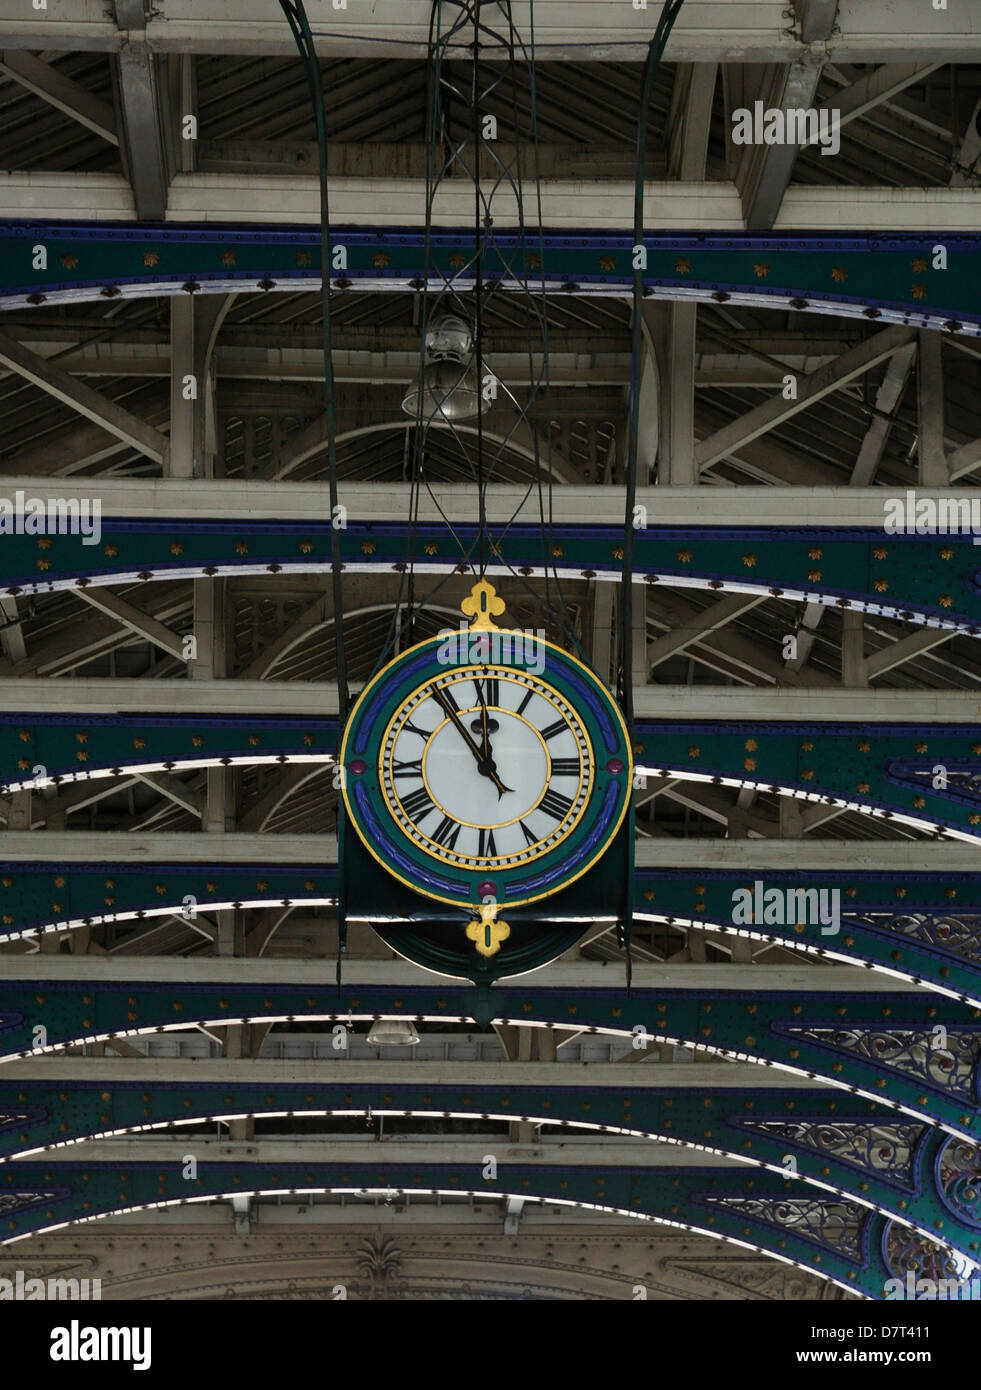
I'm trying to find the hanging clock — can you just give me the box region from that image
[340,580,633,977]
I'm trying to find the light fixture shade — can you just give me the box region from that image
[401,313,480,422]
[366,1018,421,1046]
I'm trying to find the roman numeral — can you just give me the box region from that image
[431,815,462,849]
[550,758,580,777]
[475,676,499,707]
[477,827,498,857]
[393,759,423,779]
[540,788,574,820]
[402,720,432,739]
[518,819,537,847]
[541,718,566,741]
[516,689,534,716]
[401,786,435,822]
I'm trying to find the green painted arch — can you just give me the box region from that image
[0,1156,897,1297]
[2,226,979,344]
[3,521,979,640]
[3,977,979,1138]
[0,1075,963,1261]
[3,855,981,1010]
[0,715,979,841]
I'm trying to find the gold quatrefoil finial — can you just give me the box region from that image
[465,901,511,958]
[461,579,506,631]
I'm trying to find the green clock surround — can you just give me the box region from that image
[340,612,633,923]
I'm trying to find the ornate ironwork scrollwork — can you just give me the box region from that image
[0,1189,62,1217]
[729,1117,924,1189]
[936,1136,981,1229]
[698,1194,866,1259]
[882,1218,975,1292]
[855,911,981,966]
[788,1025,981,1100]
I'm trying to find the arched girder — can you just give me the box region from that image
[275,422,583,486]
[0,1067,966,1259]
[1,226,977,337]
[253,601,460,680]
[0,712,979,840]
[2,968,980,1138]
[2,513,978,636]
[0,1151,904,1297]
[4,845,981,1012]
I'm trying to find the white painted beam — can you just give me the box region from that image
[0,955,932,993]
[112,2,168,221]
[0,1,975,62]
[736,59,824,230]
[5,172,981,232]
[864,626,955,679]
[0,1058,829,1090]
[0,679,977,723]
[0,831,975,873]
[0,478,953,529]
[31,1137,744,1168]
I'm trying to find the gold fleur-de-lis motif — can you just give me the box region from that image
[465,902,511,958]
[461,579,506,631]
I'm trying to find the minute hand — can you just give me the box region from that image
[429,685,512,797]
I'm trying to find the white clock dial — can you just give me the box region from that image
[380,666,593,869]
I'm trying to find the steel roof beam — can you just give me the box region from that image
[0,1058,828,1089]
[5,172,981,231]
[0,477,957,529]
[111,1,168,221]
[0,1,975,62]
[695,325,916,470]
[0,332,168,465]
[0,680,978,722]
[0,831,977,873]
[0,50,118,144]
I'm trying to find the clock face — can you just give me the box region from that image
[380,666,592,870]
[340,626,632,911]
